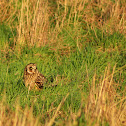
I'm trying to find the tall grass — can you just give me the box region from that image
[0,0,126,125]
[85,64,126,126]
[1,0,126,49]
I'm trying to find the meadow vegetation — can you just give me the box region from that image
[0,0,126,125]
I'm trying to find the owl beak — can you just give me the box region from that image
[33,66,37,70]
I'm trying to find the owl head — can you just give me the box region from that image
[26,63,37,74]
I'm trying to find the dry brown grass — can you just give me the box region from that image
[0,96,40,126]
[1,0,126,50]
[85,64,126,126]
[17,0,49,47]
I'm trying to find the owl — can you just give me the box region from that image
[23,63,47,90]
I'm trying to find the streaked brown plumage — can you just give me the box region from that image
[23,63,47,90]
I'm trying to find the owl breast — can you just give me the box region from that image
[24,71,38,89]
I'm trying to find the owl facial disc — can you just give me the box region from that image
[27,63,37,74]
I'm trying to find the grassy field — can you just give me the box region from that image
[0,0,126,125]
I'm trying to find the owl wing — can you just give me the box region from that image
[35,73,47,89]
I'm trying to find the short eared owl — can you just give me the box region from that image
[23,63,47,90]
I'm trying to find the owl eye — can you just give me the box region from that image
[29,67,32,70]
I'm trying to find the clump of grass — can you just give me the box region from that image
[0,95,40,126]
[85,64,126,126]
